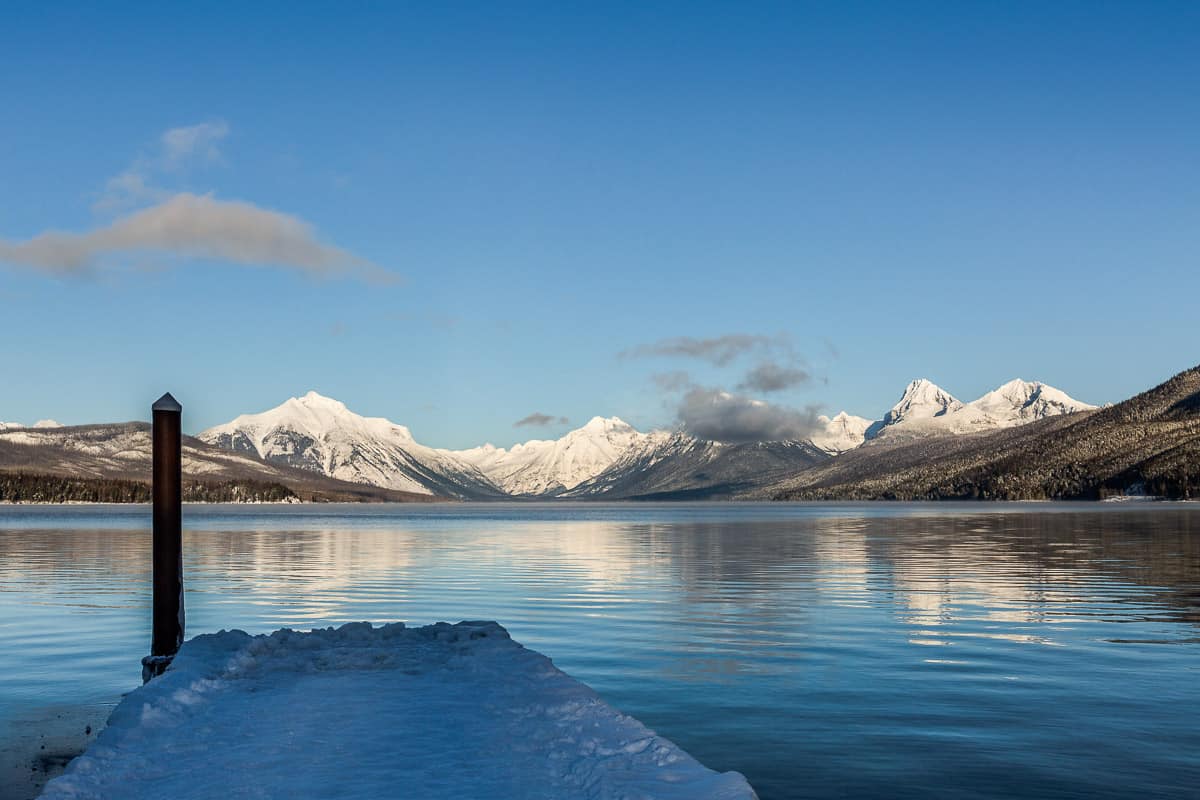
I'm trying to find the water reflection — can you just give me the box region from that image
[1,504,1199,800]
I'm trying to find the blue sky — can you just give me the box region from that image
[2,2,1198,447]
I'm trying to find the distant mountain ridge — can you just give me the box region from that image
[0,419,63,431]
[452,416,648,496]
[862,378,1095,442]
[0,422,432,503]
[765,365,1200,501]
[3,375,1101,502]
[197,392,504,500]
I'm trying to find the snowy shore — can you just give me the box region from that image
[39,621,756,800]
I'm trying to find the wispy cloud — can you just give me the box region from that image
[619,334,782,367]
[677,387,820,443]
[514,412,569,428]
[0,192,389,281]
[162,121,229,168]
[737,361,813,393]
[97,120,230,211]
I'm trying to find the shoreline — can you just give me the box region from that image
[1,497,1198,509]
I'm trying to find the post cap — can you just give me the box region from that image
[152,392,183,413]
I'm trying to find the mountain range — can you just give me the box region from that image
[7,369,1192,502]
[764,365,1200,501]
[177,377,1091,499]
[0,421,433,503]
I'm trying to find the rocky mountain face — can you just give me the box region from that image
[765,365,1200,501]
[198,392,505,500]
[452,416,648,496]
[565,430,830,500]
[0,422,432,502]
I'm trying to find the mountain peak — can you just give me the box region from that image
[901,377,951,399]
[889,379,962,420]
[453,416,647,495]
[582,415,631,432]
[810,411,872,453]
[294,390,347,409]
[198,395,503,498]
[970,379,1095,421]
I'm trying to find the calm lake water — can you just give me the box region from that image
[2,502,1199,800]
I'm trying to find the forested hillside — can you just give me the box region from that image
[766,366,1200,501]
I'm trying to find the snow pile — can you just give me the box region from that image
[40,621,756,800]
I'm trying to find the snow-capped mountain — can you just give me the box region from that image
[0,421,434,501]
[452,416,647,496]
[198,392,504,499]
[184,379,1093,499]
[809,412,873,454]
[866,378,1095,441]
[875,379,963,430]
[0,419,63,430]
[969,379,1094,423]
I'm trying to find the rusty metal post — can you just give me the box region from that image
[143,392,184,682]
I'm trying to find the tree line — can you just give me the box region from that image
[0,472,298,503]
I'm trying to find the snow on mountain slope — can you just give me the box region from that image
[452,416,648,496]
[0,419,63,430]
[198,392,503,499]
[809,412,873,453]
[0,422,432,501]
[566,429,829,499]
[970,379,1095,422]
[868,378,1095,440]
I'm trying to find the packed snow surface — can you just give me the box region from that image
[40,621,756,800]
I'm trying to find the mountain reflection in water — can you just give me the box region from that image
[1,502,1198,800]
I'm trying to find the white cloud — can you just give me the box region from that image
[0,192,390,281]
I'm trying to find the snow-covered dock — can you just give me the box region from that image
[39,621,756,799]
